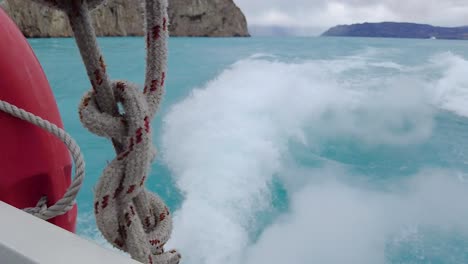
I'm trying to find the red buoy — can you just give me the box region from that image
[0,8,76,232]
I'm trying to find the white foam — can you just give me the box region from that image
[160,54,452,263]
[430,52,468,117]
[246,169,468,264]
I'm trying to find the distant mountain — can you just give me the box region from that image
[322,22,468,40]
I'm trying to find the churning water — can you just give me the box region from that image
[31,36,468,263]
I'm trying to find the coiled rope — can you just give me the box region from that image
[1,0,180,263]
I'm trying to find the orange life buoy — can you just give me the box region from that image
[0,8,77,232]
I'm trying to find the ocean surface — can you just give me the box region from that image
[30,36,468,264]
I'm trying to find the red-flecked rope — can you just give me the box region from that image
[28,0,180,263]
[79,81,178,264]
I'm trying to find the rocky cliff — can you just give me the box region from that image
[322,22,468,40]
[0,0,249,37]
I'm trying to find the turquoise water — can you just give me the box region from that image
[30,37,468,263]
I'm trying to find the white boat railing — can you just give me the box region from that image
[0,202,139,264]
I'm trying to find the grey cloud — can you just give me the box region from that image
[235,0,468,35]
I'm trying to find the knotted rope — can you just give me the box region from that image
[27,0,180,263]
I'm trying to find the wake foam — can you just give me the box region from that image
[161,52,468,264]
[246,169,468,264]
[431,52,468,117]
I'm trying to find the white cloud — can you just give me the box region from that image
[235,0,468,34]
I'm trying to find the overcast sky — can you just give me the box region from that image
[235,0,468,35]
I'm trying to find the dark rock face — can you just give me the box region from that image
[0,0,249,37]
[1,0,144,37]
[322,22,468,40]
[169,0,249,37]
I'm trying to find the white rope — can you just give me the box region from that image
[0,99,85,220]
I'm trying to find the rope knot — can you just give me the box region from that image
[23,196,48,219]
[79,80,180,264]
[32,0,179,262]
[79,80,149,145]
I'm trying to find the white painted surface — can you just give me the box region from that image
[0,202,140,264]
